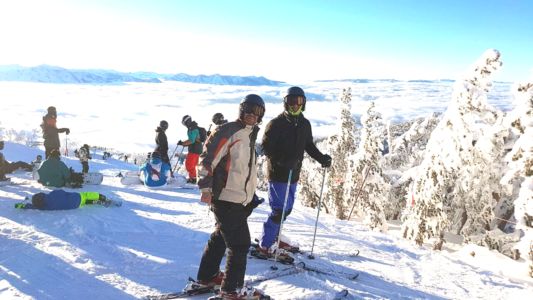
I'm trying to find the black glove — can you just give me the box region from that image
[65,128,70,135]
[320,154,332,168]
[177,140,184,146]
[206,131,211,137]
[245,194,265,216]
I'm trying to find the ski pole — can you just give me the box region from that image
[168,144,179,175]
[168,144,179,162]
[173,146,185,173]
[272,169,293,270]
[308,167,327,259]
[347,165,371,221]
[64,134,68,156]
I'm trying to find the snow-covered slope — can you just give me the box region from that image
[1,141,532,299]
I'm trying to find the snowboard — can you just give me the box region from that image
[120,171,188,188]
[83,172,104,185]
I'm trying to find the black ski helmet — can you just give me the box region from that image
[239,94,265,123]
[47,106,57,117]
[181,115,192,127]
[283,86,306,112]
[159,120,169,130]
[212,113,226,125]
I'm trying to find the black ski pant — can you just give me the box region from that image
[81,161,89,173]
[197,200,251,293]
[45,146,60,159]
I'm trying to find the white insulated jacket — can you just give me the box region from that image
[197,120,259,206]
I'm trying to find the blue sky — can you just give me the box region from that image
[0,0,531,83]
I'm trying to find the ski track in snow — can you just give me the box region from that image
[1,145,533,299]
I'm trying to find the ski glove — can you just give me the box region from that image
[64,128,70,135]
[177,140,184,146]
[245,194,265,216]
[320,154,332,168]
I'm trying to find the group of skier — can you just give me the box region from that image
[142,111,227,187]
[189,87,331,300]
[5,86,331,299]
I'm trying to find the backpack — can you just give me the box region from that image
[68,168,84,188]
[197,126,207,143]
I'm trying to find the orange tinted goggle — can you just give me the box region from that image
[242,103,265,117]
[285,95,305,106]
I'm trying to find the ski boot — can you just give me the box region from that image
[182,271,224,296]
[208,286,270,300]
[250,244,294,264]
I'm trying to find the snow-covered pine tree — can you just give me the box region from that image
[402,49,503,246]
[345,102,390,231]
[383,113,441,217]
[323,88,358,219]
[500,76,533,273]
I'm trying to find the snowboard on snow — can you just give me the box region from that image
[83,172,104,185]
[120,172,191,188]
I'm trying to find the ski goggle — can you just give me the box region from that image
[285,95,306,106]
[242,103,265,117]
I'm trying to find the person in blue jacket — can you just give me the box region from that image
[139,151,171,187]
[15,189,112,210]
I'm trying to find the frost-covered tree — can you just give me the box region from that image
[323,88,358,219]
[345,102,390,231]
[500,77,533,273]
[383,113,441,217]
[384,113,441,171]
[402,49,504,246]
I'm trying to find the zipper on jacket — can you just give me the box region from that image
[243,126,259,204]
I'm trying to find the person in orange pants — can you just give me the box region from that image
[178,115,204,183]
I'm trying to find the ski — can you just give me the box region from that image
[246,264,303,285]
[209,286,271,300]
[298,262,359,281]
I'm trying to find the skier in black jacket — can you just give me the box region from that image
[257,86,332,258]
[41,106,69,159]
[155,120,170,165]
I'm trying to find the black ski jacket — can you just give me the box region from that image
[262,112,325,183]
[41,114,69,150]
[155,127,170,164]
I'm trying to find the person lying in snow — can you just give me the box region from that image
[14,189,119,209]
[0,140,34,181]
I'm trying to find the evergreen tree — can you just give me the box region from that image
[501,77,533,274]
[345,102,389,230]
[402,49,503,246]
[383,113,441,217]
[323,88,358,219]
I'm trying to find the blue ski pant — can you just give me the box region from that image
[259,181,298,249]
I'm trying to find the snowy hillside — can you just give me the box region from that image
[0,65,283,86]
[1,142,532,299]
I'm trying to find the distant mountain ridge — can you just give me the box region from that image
[0,65,284,86]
